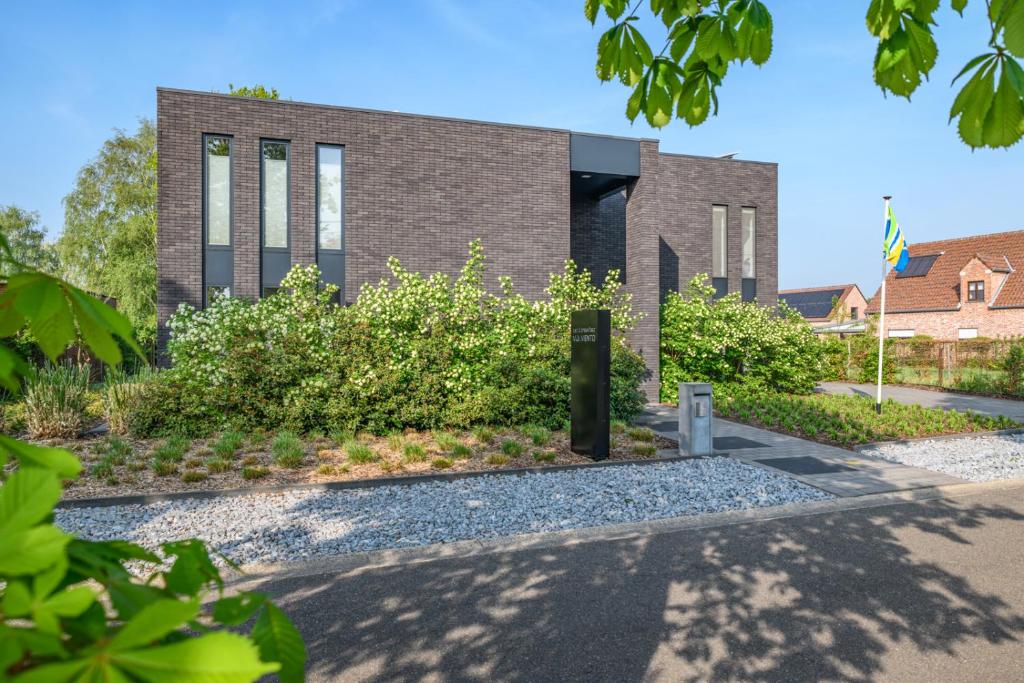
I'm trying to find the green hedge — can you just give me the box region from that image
[660,276,825,400]
[133,242,646,436]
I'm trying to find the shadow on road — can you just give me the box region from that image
[262,495,1024,681]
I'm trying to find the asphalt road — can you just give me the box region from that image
[259,482,1024,682]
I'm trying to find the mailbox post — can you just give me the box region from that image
[678,383,713,456]
[570,309,610,460]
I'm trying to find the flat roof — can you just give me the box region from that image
[156,87,775,165]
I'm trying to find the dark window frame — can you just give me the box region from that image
[711,204,728,280]
[315,143,346,255]
[741,206,756,279]
[967,280,985,302]
[202,133,234,308]
[203,134,233,249]
[260,139,291,252]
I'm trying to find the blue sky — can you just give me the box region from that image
[0,0,1020,294]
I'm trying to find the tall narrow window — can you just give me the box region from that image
[317,144,345,303]
[318,146,344,251]
[261,141,288,249]
[712,205,727,278]
[741,207,755,278]
[203,134,233,308]
[205,136,231,246]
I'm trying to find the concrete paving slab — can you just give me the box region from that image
[637,403,968,498]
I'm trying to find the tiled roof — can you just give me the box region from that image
[866,229,1024,313]
[778,284,858,321]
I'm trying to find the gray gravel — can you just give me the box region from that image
[56,458,831,566]
[862,433,1024,483]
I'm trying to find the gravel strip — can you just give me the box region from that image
[862,433,1024,483]
[56,458,831,566]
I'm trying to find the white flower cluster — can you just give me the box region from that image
[165,241,640,397]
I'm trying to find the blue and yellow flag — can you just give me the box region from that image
[884,205,909,272]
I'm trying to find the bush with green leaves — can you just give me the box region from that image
[1002,338,1024,396]
[138,241,647,435]
[22,363,91,439]
[0,239,305,681]
[660,275,824,400]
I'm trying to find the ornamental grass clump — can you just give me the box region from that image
[525,425,551,446]
[272,431,305,468]
[213,429,245,458]
[433,431,459,452]
[403,443,427,462]
[472,426,495,444]
[242,465,270,480]
[626,426,654,442]
[103,366,153,435]
[346,442,378,464]
[23,363,91,438]
[501,439,524,457]
[151,434,190,463]
[95,434,132,465]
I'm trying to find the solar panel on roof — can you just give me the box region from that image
[895,254,939,278]
[778,288,845,318]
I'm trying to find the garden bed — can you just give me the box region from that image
[715,391,1018,449]
[47,423,673,500]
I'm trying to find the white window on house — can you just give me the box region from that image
[317,145,344,251]
[888,329,915,338]
[261,141,289,249]
[741,207,755,278]
[712,205,727,278]
[958,328,978,339]
[850,307,859,320]
[205,136,231,246]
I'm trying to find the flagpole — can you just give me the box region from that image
[876,195,892,414]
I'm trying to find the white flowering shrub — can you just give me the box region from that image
[136,242,646,435]
[660,275,824,400]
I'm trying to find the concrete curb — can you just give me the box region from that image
[56,452,713,510]
[855,427,1024,451]
[225,478,1024,589]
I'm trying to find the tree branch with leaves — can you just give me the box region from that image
[586,0,1024,148]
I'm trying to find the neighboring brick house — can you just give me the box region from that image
[156,88,779,398]
[866,230,1024,340]
[778,284,868,328]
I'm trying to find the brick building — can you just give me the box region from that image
[157,88,779,398]
[866,230,1024,340]
[778,283,868,328]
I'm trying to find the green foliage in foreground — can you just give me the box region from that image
[0,235,305,680]
[716,384,1016,447]
[586,0,1024,149]
[136,241,647,436]
[660,275,824,401]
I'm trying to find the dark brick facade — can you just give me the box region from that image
[157,88,778,399]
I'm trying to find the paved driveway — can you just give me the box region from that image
[260,482,1024,682]
[820,381,1024,421]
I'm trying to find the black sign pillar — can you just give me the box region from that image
[571,309,610,460]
